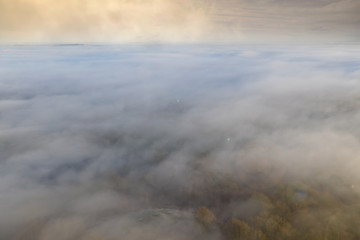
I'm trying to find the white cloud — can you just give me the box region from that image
[0,45,360,238]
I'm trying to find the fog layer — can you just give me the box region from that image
[0,45,360,239]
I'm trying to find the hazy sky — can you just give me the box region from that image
[0,0,359,43]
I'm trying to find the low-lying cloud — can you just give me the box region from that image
[0,45,360,239]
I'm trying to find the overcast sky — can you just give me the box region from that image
[0,0,359,43]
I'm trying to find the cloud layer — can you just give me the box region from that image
[0,45,360,239]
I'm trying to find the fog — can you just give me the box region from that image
[0,45,360,239]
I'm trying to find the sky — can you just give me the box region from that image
[0,0,360,43]
[0,44,360,239]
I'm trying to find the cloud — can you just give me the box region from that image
[1,45,360,239]
[0,0,213,43]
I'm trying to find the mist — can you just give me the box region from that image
[1,44,360,239]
